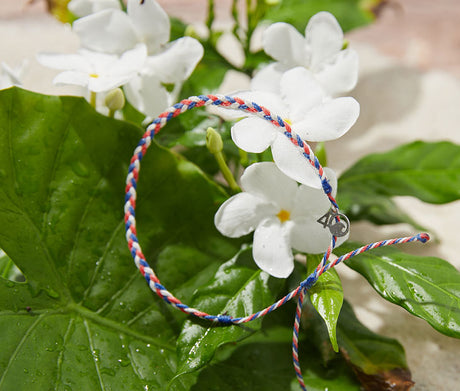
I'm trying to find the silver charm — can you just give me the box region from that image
[317,209,350,237]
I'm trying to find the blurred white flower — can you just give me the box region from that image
[68,0,121,17]
[73,0,171,55]
[253,12,358,97]
[124,36,204,118]
[73,0,203,117]
[0,61,27,90]
[36,44,147,93]
[215,162,347,278]
[229,67,359,188]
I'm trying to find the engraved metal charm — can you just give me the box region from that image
[317,209,350,237]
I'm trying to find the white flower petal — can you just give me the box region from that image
[146,37,203,83]
[305,12,343,70]
[263,22,309,66]
[240,162,298,211]
[127,0,170,54]
[291,217,349,254]
[88,74,132,92]
[271,134,322,189]
[68,0,121,17]
[315,49,359,96]
[291,167,337,218]
[79,49,117,72]
[53,71,89,88]
[231,117,277,153]
[73,9,138,54]
[290,217,334,254]
[253,217,294,278]
[107,44,147,77]
[280,67,325,122]
[210,90,287,122]
[250,63,287,94]
[214,193,277,238]
[36,52,91,72]
[293,97,360,142]
[235,90,288,116]
[124,72,169,117]
[1,61,26,84]
[323,166,338,198]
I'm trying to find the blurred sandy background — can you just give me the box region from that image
[1,0,460,389]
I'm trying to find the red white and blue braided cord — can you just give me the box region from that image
[123,94,429,390]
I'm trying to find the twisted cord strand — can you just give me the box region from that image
[123,94,429,390]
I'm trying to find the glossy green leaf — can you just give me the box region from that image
[263,0,374,34]
[0,87,239,389]
[337,242,460,339]
[307,254,344,352]
[337,187,426,227]
[173,248,284,382]
[337,301,414,390]
[339,141,460,205]
[338,141,460,227]
[191,324,360,391]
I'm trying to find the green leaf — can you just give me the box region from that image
[173,248,284,382]
[336,242,460,339]
[337,301,414,390]
[339,141,460,205]
[307,254,344,352]
[337,187,426,227]
[0,87,238,389]
[191,324,361,391]
[263,0,374,34]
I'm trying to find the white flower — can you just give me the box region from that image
[73,0,203,117]
[36,44,147,93]
[68,0,121,17]
[215,162,347,278]
[253,12,358,97]
[124,37,204,117]
[73,0,170,55]
[0,61,27,90]
[230,67,359,188]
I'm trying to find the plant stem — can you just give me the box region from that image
[214,151,240,192]
[206,0,215,31]
[90,91,97,108]
[239,148,248,166]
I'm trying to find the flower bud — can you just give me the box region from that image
[206,127,223,154]
[184,25,199,39]
[104,88,125,112]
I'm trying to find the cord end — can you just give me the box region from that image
[417,233,430,243]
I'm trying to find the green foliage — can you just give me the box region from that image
[307,255,343,352]
[192,330,361,391]
[338,141,460,225]
[337,301,409,372]
[337,243,460,339]
[337,301,414,390]
[263,0,374,33]
[0,87,240,389]
[174,248,284,383]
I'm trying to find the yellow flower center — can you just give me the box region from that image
[89,73,99,78]
[277,209,291,223]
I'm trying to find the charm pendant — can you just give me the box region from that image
[317,209,350,237]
